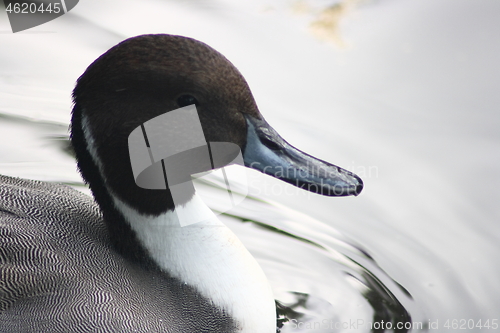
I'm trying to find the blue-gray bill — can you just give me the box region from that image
[243,115,363,197]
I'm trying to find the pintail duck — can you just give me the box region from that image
[0,34,362,332]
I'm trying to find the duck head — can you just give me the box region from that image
[71,34,362,220]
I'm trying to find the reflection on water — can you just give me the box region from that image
[0,113,77,183]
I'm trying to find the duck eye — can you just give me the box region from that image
[177,94,199,107]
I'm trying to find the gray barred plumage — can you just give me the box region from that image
[0,175,236,332]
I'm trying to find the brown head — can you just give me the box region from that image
[71,34,362,218]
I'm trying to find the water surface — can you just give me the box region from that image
[1,0,499,332]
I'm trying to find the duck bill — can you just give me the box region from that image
[243,115,363,197]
